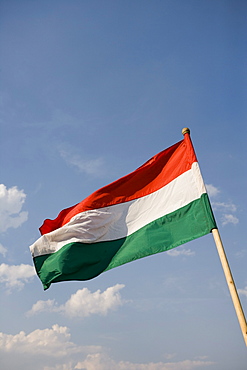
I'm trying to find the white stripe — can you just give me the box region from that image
[30,162,206,257]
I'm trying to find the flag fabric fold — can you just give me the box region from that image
[30,133,216,289]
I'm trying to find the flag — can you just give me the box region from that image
[30,131,216,290]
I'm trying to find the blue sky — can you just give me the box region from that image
[0,1,247,369]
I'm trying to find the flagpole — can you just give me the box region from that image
[181,128,247,346]
[212,228,247,346]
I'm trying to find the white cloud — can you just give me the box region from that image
[0,325,101,370]
[0,263,36,290]
[0,326,214,370]
[44,364,74,370]
[62,284,125,317]
[0,243,7,257]
[234,249,247,258]
[206,186,239,226]
[167,248,195,257]
[59,148,104,176]
[0,325,74,357]
[206,184,220,198]
[238,286,247,298]
[221,214,239,226]
[75,353,215,370]
[163,354,176,360]
[28,299,57,314]
[27,284,125,317]
[0,184,28,232]
[212,202,237,213]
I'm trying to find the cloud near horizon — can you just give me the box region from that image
[0,325,214,370]
[75,352,215,370]
[0,324,101,370]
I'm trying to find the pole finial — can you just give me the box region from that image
[182,127,190,135]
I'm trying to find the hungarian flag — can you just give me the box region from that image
[30,131,216,290]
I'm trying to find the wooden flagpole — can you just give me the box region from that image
[212,228,247,346]
[182,128,247,346]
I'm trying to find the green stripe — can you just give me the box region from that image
[34,194,216,290]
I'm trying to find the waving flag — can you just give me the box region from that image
[30,130,216,290]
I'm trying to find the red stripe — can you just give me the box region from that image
[40,133,197,235]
